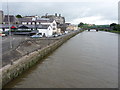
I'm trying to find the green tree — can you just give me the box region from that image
[110,23,117,30]
[78,22,84,27]
[110,23,117,27]
[115,24,120,31]
[16,14,22,18]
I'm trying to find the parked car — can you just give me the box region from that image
[0,33,6,37]
[0,31,7,37]
[30,34,42,38]
[30,33,43,38]
[65,31,68,34]
[53,34,58,37]
[58,33,62,36]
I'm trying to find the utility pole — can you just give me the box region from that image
[7,0,12,49]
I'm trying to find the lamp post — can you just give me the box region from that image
[35,15,38,31]
[7,0,13,65]
[7,0,12,49]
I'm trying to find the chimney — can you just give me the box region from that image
[59,14,61,17]
[55,13,57,17]
[45,13,48,16]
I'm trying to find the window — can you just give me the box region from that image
[37,22,39,25]
[22,22,27,25]
[28,22,31,25]
[53,28,56,30]
[32,22,35,25]
[53,23,56,26]
[37,33,42,35]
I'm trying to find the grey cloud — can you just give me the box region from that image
[2,2,118,24]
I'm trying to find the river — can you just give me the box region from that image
[4,30,118,88]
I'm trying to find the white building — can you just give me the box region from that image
[39,19,57,34]
[37,25,53,37]
[18,17,58,37]
[37,19,58,36]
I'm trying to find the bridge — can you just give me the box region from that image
[88,29,99,32]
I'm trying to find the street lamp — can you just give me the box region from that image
[7,0,12,49]
[7,0,13,65]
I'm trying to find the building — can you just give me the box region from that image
[36,19,58,37]
[0,24,17,31]
[3,15,19,24]
[37,18,57,34]
[0,10,4,24]
[18,18,33,25]
[23,15,40,19]
[66,24,78,31]
[41,13,66,32]
[37,25,53,37]
[41,13,65,24]
[18,17,58,36]
[17,18,58,37]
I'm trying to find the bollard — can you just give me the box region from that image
[10,60,13,65]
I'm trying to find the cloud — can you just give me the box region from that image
[71,16,117,25]
[1,2,118,25]
[1,0,119,2]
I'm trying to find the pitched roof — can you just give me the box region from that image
[18,18,32,22]
[3,15,18,23]
[37,25,50,29]
[0,24,51,29]
[11,26,17,29]
[0,24,17,28]
[18,17,54,24]
[18,25,29,29]
[36,18,54,23]
[18,25,39,29]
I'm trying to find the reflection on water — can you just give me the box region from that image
[4,30,118,88]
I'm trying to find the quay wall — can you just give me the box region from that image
[1,30,83,87]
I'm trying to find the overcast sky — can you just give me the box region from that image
[0,0,119,25]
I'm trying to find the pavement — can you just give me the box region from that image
[2,35,30,66]
[2,35,30,55]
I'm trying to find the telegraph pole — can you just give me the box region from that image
[7,0,12,49]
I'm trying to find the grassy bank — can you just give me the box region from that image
[108,30,120,34]
[99,29,120,34]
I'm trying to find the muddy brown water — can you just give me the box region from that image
[4,30,118,88]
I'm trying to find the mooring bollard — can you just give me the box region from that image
[10,60,13,65]
[27,51,29,55]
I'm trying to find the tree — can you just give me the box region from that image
[110,23,117,30]
[78,22,84,27]
[110,23,117,27]
[115,24,120,31]
[16,14,22,18]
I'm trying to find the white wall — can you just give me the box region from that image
[41,20,57,32]
[38,26,53,37]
